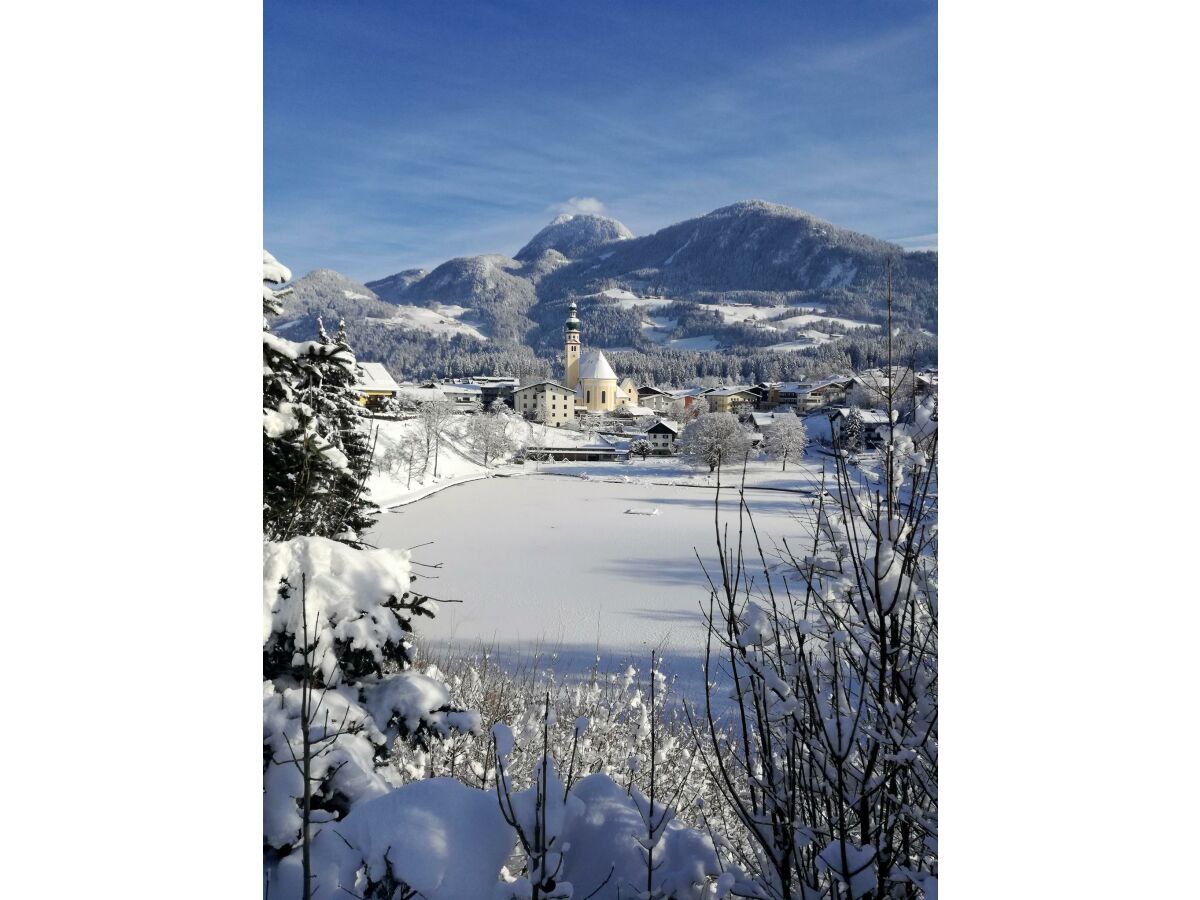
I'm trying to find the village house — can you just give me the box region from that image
[771,377,853,411]
[671,387,707,411]
[635,385,673,413]
[512,380,575,426]
[816,407,893,448]
[353,362,401,410]
[645,420,680,455]
[704,387,759,415]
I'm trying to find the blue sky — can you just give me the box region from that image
[265,0,936,282]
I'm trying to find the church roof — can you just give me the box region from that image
[577,349,618,381]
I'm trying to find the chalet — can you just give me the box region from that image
[671,387,707,410]
[353,362,401,410]
[771,377,852,411]
[512,380,575,426]
[434,383,480,406]
[824,407,893,447]
[636,385,673,413]
[646,420,681,455]
[705,387,758,415]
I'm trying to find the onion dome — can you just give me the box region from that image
[564,301,581,333]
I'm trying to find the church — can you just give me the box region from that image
[563,301,638,413]
[510,301,639,424]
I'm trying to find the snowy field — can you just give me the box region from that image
[366,461,830,691]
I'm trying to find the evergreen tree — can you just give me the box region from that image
[263,251,377,544]
[842,407,864,453]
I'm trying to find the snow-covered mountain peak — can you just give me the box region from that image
[515,213,634,262]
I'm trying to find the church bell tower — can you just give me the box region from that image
[564,301,581,389]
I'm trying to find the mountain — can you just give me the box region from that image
[366,268,429,301]
[274,201,937,381]
[514,213,634,262]
[270,269,397,337]
[542,201,920,295]
[378,255,543,345]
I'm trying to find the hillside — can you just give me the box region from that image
[272,201,937,382]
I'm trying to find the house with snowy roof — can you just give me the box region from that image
[771,377,853,411]
[750,411,797,430]
[635,385,673,413]
[645,420,681,455]
[821,407,893,447]
[353,362,401,409]
[704,387,758,415]
[512,380,575,427]
[437,383,484,406]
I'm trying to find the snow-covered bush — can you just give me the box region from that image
[467,404,518,466]
[263,537,482,874]
[272,777,517,900]
[489,676,725,900]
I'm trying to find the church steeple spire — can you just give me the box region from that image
[564,301,582,389]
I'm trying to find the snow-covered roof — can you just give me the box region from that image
[441,384,483,396]
[620,404,655,416]
[828,407,892,425]
[513,380,571,394]
[397,386,446,403]
[577,350,618,381]
[750,412,794,428]
[356,362,401,393]
[708,386,757,398]
[647,420,680,434]
[637,385,669,397]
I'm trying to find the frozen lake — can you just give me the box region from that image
[367,472,821,688]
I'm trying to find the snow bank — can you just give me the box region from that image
[561,773,721,899]
[272,778,516,900]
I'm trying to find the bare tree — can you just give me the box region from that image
[688,264,938,899]
[762,416,808,471]
[678,412,752,473]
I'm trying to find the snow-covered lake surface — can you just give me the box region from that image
[367,469,824,691]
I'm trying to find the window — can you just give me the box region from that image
[601,391,606,404]
[586,391,591,403]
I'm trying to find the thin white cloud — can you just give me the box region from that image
[891,233,939,251]
[553,196,607,216]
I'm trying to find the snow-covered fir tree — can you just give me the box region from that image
[842,406,865,453]
[263,251,365,543]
